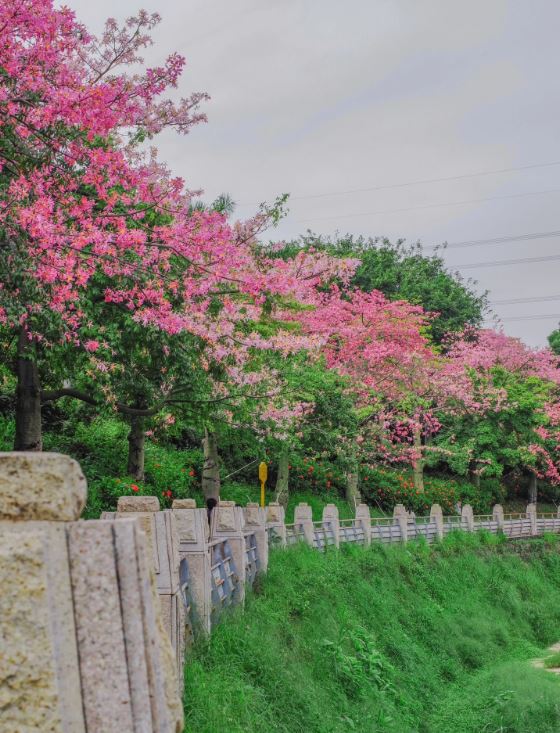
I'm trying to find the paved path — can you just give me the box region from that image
[531,642,560,675]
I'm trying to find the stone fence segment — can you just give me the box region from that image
[0,453,182,733]
[266,501,287,546]
[102,496,185,685]
[244,502,269,573]
[293,502,315,546]
[172,498,212,634]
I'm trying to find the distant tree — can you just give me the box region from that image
[274,233,488,344]
[548,328,560,355]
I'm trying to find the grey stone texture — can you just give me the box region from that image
[430,504,444,540]
[0,452,86,521]
[322,503,340,548]
[355,503,372,545]
[210,501,246,603]
[103,500,185,687]
[0,454,183,733]
[294,502,315,545]
[172,500,212,634]
[243,502,269,572]
[266,501,287,546]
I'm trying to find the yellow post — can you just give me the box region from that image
[259,461,268,508]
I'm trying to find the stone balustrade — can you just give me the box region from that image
[4,449,560,732]
[0,453,183,733]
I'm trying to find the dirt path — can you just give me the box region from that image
[531,642,560,675]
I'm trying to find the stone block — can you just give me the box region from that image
[322,504,340,548]
[266,502,287,547]
[244,503,269,572]
[117,495,160,512]
[0,522,85,733]
[461,504,474,531]
[430,504,444,540]
[294,502,315,546]
[355,503,371,545]
[0,452,86,521]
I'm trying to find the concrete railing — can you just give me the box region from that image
[4,450,558,732]
[0,453,183,733]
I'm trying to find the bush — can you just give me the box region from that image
[359,466,506,515]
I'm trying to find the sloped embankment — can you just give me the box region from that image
[183,533,560,733]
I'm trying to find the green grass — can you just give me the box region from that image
[183,534,560,733]
[544,651,560,669]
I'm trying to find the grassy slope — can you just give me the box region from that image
[183,534,560,733]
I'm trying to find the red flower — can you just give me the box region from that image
[131,484,139,492]
[166,490,172,497]
[189,470,195,477]
[326,480,331,487]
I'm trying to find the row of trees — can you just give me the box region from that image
[2,1,560,506]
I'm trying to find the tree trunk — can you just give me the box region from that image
[127,415,145,481]
[345,472,360,505]
[202,428,220,500]
[275,449,290,506]
[14,331,42,451]
[412,424,424,492]
[469,465,481,489]
[528,473,538,504]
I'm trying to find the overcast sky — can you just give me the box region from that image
[67,0,560,347]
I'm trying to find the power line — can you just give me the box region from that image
[294,187,560,224]
[455,253,560,270]
[491,294,560,306]
[486,313,560,323]
[428,228,560,251]
[240,159,560,205]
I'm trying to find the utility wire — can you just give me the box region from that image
[485,313,560,323]
[294,187,560,224]
[454,253,560,270]
[491,294,560,306]
[428,228,560,251]
[240,159,560,205]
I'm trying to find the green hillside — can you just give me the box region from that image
[183,534,560,733]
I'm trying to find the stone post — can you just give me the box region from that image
[266,501,287,547]
[461,504,474,531]
[526,502,537,535]
[430,504,444,540]
[322,503,340,548]
[103,496,185,685]
[172,498,212,635]
[492,504,504,531]
[244,502,269,572]
[211,500,246,604]
[294,502,315,546]
[393,503,409,543]
[0,452,183,733]
[355,503,371,546]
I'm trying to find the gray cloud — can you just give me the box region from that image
[67,0,560,346]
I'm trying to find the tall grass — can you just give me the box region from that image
[183,534,560,733]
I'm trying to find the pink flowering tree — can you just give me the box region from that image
[431,329,560,500]
[299,288,474,492]
[0,1,355,462]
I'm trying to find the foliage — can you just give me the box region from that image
[273,233,488,344]
[183,535,560,733]
[359,466,505,514]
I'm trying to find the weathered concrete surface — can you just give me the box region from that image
[0,452,86,521]
[172,501,212,634]
[0,523,85,733]
[117,495,160,513]
[68,521,135,732]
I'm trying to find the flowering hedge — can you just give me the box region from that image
[286,456,504,515]
[359,466,505,515]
